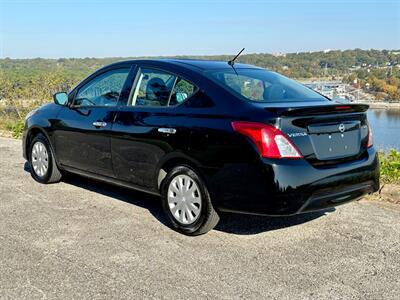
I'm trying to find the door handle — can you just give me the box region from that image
[92,121,107,127]
[158,128,176,134]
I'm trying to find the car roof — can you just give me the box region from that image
[109,58,262,73]
[163,58,260,71]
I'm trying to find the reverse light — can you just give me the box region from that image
[231,121,303,159]
[367,123,373,148]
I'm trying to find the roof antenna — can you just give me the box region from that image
[228,48,245,66]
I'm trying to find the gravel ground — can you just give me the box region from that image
[0,137,399,299]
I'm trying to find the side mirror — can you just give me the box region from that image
[53,92,68,106]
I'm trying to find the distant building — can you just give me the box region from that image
[349,65,361,70]
[303,81,375,101]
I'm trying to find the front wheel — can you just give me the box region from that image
[161,165,220,235]
[29,133,62,184]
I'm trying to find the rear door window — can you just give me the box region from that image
[129,68,197,107]
[169,78,197,105]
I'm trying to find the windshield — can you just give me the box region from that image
[205,68,327,102]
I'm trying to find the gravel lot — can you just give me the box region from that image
[0,136,399,299]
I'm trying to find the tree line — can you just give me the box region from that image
[1,49,399,103]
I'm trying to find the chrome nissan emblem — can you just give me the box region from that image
[339,123,345,133]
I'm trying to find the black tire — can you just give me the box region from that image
[29,133,62,184]
[161,165,220,235]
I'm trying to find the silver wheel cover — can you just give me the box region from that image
[167,174,202,225]
[31,141,49,177]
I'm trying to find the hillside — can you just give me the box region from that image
[1,49,400,102]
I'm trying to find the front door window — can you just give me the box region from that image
[74,68,130,107]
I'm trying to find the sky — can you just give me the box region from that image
[0,0,399,58]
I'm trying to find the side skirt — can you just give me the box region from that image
[61,165,160,196]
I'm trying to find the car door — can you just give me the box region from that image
[111,66,198,189]
[54,67,132,177]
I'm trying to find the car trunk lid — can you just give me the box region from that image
[260,101,370,164]
[307,120,362,160]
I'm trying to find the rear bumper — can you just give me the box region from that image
[209,148,379,216]
[298,180,375,214]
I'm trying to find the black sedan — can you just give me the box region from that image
[23,59,379,235]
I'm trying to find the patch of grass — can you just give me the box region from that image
[5,120,25,138]
[0,103,32,138]
[379,150,400,184]
[0,113,20,138]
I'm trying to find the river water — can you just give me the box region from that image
[367,109,400,150]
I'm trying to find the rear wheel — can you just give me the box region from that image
[161,165,220,235]
[29,133,62,184]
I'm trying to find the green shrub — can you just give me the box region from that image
[5,120,25,138]
[379,150,400,184]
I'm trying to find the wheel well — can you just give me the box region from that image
[157,157,200,189]
[26,128,46,157]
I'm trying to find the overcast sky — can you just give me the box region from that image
[1,0,399,58]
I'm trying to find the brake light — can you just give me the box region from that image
[231,121,303,159]
[367,123,373,148]
[335,105,351,110]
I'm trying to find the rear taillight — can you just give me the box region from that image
[367,123,373,148]
[231,121,303,159]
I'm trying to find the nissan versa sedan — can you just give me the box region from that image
[23,59,380,235]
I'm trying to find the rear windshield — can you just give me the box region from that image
[205,68,327,102]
